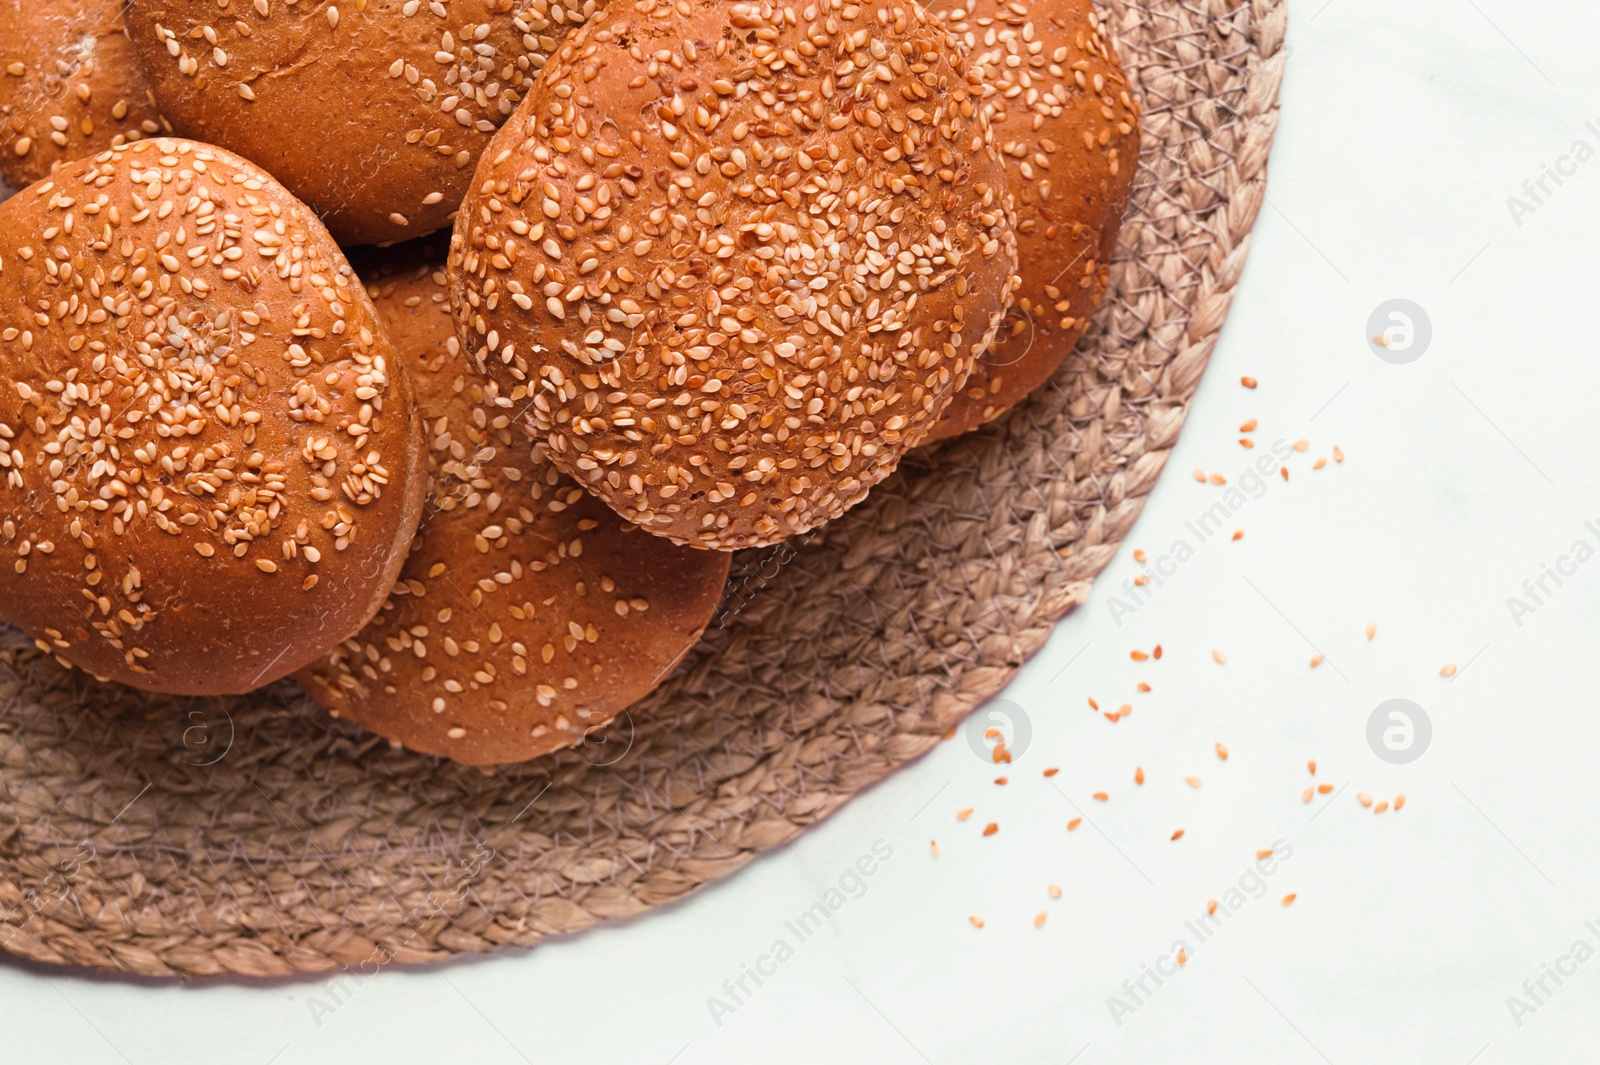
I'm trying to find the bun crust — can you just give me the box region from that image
[0,0,169,188]
[0,139,426,694]
[921,0,1137,443]
[298,245,730,766]
[450,0,1018,550]
[124,0,601,246]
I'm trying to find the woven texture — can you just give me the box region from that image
[0,0,1285,978]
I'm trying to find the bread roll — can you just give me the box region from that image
[451,0,1019,550]
[921,0,1137,443]
[0,0,169,189]
[298,242,731,766]
[124,0,600,246]
[0,138,426,694]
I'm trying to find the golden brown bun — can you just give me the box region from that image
[0,0,170,188]
[0,138,426,695]
[920,0,1138,444]
[298,243,731,766]
[450,0,1019,551]
[123,0,601,247]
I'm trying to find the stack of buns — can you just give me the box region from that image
[0,0,1137,765]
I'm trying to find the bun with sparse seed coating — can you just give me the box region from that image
[123,0,602,246]
[0,0,170,189]
[919,0,1138,443]
[298,241,730,766]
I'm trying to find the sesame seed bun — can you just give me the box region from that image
[124,0,602,247]
[450,0,1019,551]
[0,0,170,189]
[920,0,1138,443]
[0,138,426,695]
[297,243,731,766]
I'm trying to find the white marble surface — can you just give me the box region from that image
[5,1,1600,1061]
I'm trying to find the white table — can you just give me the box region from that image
[4,1,1598,1060]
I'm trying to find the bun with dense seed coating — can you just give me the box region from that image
[0,0,170,189]
[298,243,731,766]
[0,138,426,694]
[450,0,1018,550]
[921,0,1138,443]
[124,0,601,246]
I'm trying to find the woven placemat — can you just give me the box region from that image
[0,0,1285,978]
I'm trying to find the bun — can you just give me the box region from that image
[124,0,601,246]
[450,0,1018,550]
[0,0,169,189]
[0,139,426,694]
[298,243,730,766]
[921,0,1137,443]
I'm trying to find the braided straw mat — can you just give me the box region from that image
[0,0,1285,978]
